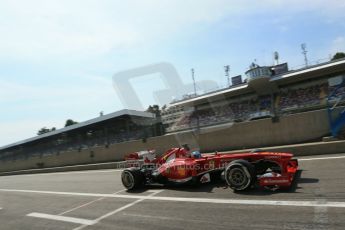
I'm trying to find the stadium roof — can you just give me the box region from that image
[171,58,345,107]
[270,58,345,84]
[171,83,252,107]
[0,109,155,151]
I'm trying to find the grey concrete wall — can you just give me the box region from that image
[197,108,330,152]
[0,108,336,173]
[2,140,345,176]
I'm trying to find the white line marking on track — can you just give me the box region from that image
[73,190,164,230]
[1,188,345,208]
[27,213,96,225]
[58,197,106,216]
[58,189,127,215]
[298,155,345,161]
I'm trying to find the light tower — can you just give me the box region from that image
[191,68,197,96]
[301,43,308,67]
[224,65,230,87]
[274,51,279,65]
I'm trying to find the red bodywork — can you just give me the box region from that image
[125,147,298,188]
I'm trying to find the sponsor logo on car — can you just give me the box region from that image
[208,160,215,169]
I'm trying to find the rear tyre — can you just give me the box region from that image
[121,168,144,190]
[225,160,255,191]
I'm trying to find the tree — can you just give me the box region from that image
[146,105,164,136]
[37,127,56,135]
[65,119,78,127]
[146,105,161,118]
[331,52,345,61]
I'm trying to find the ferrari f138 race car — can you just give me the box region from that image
[121,146,298,192]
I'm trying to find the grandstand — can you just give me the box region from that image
[1,58,345,173]
[0,110,156,162]
[162,59,345,133]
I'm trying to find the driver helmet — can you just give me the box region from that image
[191,151,201,159]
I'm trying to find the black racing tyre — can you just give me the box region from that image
[225,160,255,191]
[121,168,145,190]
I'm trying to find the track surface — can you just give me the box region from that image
[0,154,345,230]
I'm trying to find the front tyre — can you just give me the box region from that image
[121,168,144,190]
[225,160,255,191]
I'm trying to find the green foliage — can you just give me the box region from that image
[331,52,345,61]
[146,104,161,117]
[65,119,78,127]
[37,127,56,135]
[146,105,164,136]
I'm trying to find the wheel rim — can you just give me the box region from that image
[122,171,134,189]
[228,168,248,188]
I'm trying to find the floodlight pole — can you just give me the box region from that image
[274,51,279,65]
[191,68,197,96]
[301,43,308,67]
[224,65,230,87]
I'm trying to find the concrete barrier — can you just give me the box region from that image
[1,140,345,176]
[0,162,120,176]
[0,160,144,176]
[0,108,342,174]
[224,140,345,156]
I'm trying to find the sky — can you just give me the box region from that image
[0,0,345,146]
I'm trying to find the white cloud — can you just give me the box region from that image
[1,0,345,146]
[0,0,232,60]
[0,1,139,60]
[1,0,343,61]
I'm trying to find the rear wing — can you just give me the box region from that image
[124,150,156,167]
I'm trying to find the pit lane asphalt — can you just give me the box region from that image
[0,153,344,230]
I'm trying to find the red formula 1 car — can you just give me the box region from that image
[121,147,298,192]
